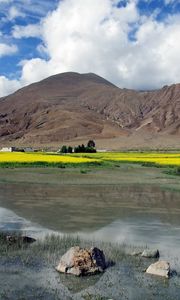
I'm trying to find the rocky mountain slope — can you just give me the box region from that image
[0,72,179,149]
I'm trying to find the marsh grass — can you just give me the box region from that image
[80,169,89,174]
[0,161,66,168]
[0,233,136,268]
[0,233,179,300]
[29,234,128,267]
[0,161,102,169]
[0,233,131,297]
[164,166,180,176]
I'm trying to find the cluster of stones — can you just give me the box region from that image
[56,246,172,279]
[131,248,170,278]
[4,234,172,279]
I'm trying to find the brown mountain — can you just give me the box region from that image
[0,72,179,149]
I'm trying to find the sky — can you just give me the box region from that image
[0,0,180,97]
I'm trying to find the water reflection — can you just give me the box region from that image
[0,179,180,265]
[1,205,180,268]
[0,183,180,232]
[79,217,180,267]
[0,207,51,237]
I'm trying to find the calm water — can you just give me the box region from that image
[0,167,180,299]
[0,207,52,236]
[0,180,180,265]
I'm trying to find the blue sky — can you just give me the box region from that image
[138,0,180,18]
[0,0,58,77]
[0,0,180,96]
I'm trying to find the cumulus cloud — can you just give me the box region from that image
[121,17,180,89]
[0,76,21,97]
[19,0,180,90]
[20,0,140,85]
[1,0,180,96]
[0,43,17,57]
[20,58,51,84]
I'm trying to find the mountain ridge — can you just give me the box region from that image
[0,72,179,149]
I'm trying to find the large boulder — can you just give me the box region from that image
[56,246,106,276]
[146,260,170,278]
[141,249,159,258]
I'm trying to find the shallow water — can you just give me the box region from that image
[0,207,53,236]
[0,166,180,299]
[0,167,180,265]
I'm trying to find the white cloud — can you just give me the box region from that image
[125,17,180,89]
[20,0,180,90]
[20,0,140,85]
[0,43,17,57]
[0,76,21,97]
[12,24,41,38]
[20,58,51,84]
[8,6,25,20]
[1,0,180,96]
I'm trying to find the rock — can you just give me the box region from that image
[146,260,170,278]
[141,249,159,258]
[56,246,106,276]
[131,251,142,256]
[6,235,36,245]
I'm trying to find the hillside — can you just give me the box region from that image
[0,72,179,149]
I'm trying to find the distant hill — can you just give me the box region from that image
[0,72,179,149]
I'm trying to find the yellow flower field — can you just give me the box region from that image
[0,151,180,167]
[72,152,180,167]
[0,152,97,164]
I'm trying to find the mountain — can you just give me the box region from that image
[0,72,179,149]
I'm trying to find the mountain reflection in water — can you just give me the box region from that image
[0,203,180,270]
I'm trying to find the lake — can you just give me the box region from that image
[0,165,180,267]
[0,165,180,299]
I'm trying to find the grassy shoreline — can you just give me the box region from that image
[0,159,179,177]
[0,233,179,300]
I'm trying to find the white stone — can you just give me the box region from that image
[141,249,159,258]
[146,260,170,278]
